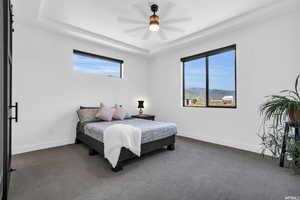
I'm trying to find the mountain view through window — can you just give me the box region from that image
[73,50,122,78]
[183,46,236,108]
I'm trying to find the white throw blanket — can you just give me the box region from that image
[104,124,142,168]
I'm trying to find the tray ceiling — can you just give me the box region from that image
[15,0,283,55]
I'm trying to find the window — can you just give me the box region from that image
[182,45,236,108]
[73,50,123,78]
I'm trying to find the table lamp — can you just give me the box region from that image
[138,100,144,115]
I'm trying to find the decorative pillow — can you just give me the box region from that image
[77,108,98,122]
[124,112,131,119]
[113,105,127,120]
[96,103,115,121]
[118,105,131,119]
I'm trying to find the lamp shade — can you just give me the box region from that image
[138,100,144,109]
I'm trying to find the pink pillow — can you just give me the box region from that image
[95,103,115,121]
[113,105,126,120]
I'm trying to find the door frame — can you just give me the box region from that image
[2,0,12,199]
[0,0,4,198]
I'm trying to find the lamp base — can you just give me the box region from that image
[139,108,143,115]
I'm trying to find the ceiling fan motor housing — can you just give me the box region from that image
[150,15,159,25]
[149,4,159,30]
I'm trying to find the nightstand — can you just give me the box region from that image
[132,114,155,121]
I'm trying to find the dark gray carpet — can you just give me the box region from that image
[9,137,300,200]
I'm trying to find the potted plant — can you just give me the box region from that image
[259,75,300,170]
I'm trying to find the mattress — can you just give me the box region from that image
[83,118,177,144]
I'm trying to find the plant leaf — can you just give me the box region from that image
[295,74,300,99]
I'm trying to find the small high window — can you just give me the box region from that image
[73,50,123,78]
[182,45,236,108]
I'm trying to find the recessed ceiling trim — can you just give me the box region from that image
[36,0,298,56]
[38,16,150,55]
[150,0,299,55]
[37,0,149,56]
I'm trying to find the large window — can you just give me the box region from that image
[73,50,123,78]
[182,45,236,108]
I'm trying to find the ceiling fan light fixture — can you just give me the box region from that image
[149,14,159,32]
[149,4,160,32]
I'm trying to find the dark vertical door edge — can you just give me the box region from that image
[2,0,13,199]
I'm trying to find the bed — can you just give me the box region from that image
[75,117,177,172]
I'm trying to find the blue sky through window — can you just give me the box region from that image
[74,54,121,78]
[209,50,235,91]
[184,58,206,89]
[184,50,235,91]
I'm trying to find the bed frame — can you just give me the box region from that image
[75,122,176,172]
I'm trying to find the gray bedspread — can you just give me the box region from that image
[83,118,177,144]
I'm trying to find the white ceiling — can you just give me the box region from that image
[15,0,284,55]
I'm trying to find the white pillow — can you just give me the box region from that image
[95,103,115,121]
[77,108,98,122]
[113,104,126,120]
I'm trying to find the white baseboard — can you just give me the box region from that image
[12,133,264,156]
[12,138,75,155]
[177,131,261,154]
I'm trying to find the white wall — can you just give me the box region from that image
[12,24,151,154]
[148,9,300,153]
[13,2,300,155]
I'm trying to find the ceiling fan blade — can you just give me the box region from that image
[132,3,148,20]
[162,25,185,33]
[124,26,146,33]
[158,30,167,40]
[159,2,176,19]
[142,31,151,40]
[163,17,192,25]
[117,17,145,25]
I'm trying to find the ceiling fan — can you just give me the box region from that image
[118,2,191,40]
[149,4,160,32]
